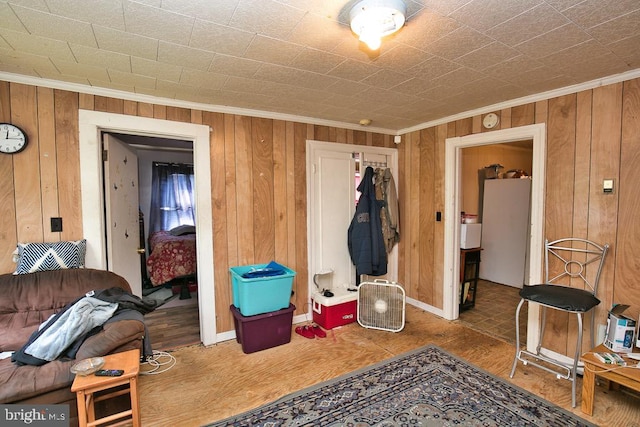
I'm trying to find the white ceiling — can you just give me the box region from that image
[1,0,639,133]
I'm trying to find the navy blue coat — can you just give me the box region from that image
[348,166,387,279]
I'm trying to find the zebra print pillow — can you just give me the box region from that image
[14,239,87,274]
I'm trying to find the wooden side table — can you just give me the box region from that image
[580,344,640,415]
[71,349,141,427]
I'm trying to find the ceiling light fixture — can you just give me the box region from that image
[349,0,406,51]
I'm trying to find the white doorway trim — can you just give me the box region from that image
[78,110,216,346]
[443,124,546,351]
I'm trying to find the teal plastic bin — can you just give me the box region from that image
[229,263,296,316]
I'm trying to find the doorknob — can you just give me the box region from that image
[137,248,145,254]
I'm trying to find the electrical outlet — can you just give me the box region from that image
[51,217,63,232]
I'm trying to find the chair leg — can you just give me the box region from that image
[510,298,526,378]
[570,312,584,408]
[536,306,547,354]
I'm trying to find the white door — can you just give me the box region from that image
[309,149,357,291]
[103,133,143,296]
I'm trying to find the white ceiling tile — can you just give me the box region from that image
[408,56,459,79]
[588,10,640,45]
[209,54,262,78]
[0,46,56,70]
[93,25,158,61]
[373,45,432,72]
[69,43,131,73]
[432,66,484,87]
[449,0,542,32]
[159,0,239,25]
[286,12,346,52]
[11,4,97,47]
[515,23,591,59]
[396,10,460,49]
[179,68,227,89]
[483,54,544,82]
[390,77,440,96]
[189,19,254,56]
[0,28,75,61]
[327,58,380,81]
[243,36,304,65]
[108,69,156,89]
[324,78,369,96]
[422,0,477,16]
[454,42,520,71]
[45,0,125,30]
[562,0,640,29]
[608,35,640,67]
[230,0,306,39]
[289,48,345,74]
[0,2,28,32]
[424,26,493,60]
[50,58,110,80]
[222,76,265,93]
[486,3,570,47]
[361,69,411,90]
[254,63,338,90]
[157,41,214,71]
[88,78,134,93]
[543,0,584,12]
[123,1,194,45]
[131,56,182,82]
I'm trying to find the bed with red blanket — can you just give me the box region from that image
[146,229,197,287]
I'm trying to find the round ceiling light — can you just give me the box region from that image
[350,0,406,51]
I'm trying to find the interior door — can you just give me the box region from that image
[310,149,357,291]
[103,133,143,296]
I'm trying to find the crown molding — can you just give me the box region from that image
[397,68,640,135]
[0,71,396,136]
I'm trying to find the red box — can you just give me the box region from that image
[230,304,295,354]
[311,290,357,330]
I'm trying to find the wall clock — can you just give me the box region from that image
[482,113,500,129]
[0,123,28,154]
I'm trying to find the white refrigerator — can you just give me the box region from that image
[479,179,531,288]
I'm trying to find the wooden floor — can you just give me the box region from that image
[138,304,640,427]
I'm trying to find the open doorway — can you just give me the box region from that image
[443,124,546,352]
[78,110,216,346]
[457,140,533,343]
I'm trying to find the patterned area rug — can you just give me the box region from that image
[207,345,594,427]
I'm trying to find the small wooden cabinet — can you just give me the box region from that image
[460,248,481,311]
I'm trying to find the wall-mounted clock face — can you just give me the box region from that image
[0,123,28,154]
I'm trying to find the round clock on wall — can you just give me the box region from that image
[0,123,28,154]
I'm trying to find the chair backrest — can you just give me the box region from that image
[544,238,609,296]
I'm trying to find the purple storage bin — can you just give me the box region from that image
[230,304,295,354]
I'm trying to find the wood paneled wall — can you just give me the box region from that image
[2,78,640,348]
[398,78,640,358]
[0,80,393,333]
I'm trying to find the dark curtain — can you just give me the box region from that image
[148,162,195,233]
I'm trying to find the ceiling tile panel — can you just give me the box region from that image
[50,58,110,81]
[209,54,262,78]
[123,1,194,45]
[11,4,97,47]
[254,63,338,90]
[424,26,493,60]
[159,0,239,25]
[422,0,477,16]
[131,57,182,82]
[179,68,227,89]
[408,56,460,79]
[223,76,271,94]
[0,2,29,32]
[588,10,640,45]
[0,47,57,71]
[45,0,125,30]
[486,3,569,47]
[373,44,433,72]
[327,58,380,81]
[449,0,542,32]
[454,42,520,71]
[432,66,484,87]
[189,19,255,56]
[289,48,346,74]
[93,25,158,61]
[286,13,346,51]
[390,77,440,96]
[157,41,214,71]
[608,35,640,67]
[69,43,132,73]
[229,0,306,39]
[323,78,369,96]
[243,35,304,65]
[543,0,585,12]
[108,69,156,89]
[395,10,460,49]
[515,23,591,59]
[562,0,640,29]
[361,69,411,90]
[0,28,75,61]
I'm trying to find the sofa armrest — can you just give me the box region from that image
[75,318,144,360]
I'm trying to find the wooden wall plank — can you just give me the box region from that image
[511,103,535,127]
[418,127,435,304]
[235,115,254,264]
[138,103,154,118]
[408,131,421,297]
[37,87,60,242]
[224,114,239,269]
[167,106,191,123]
[78,93,94,110]
[11,84,43,242]
[616,78,640,322]
[432,123,448,308]
[272,120,288,264]
[53,90,82,241]
[285,122,297,277]
[123,100,137,116]
[252,117,275,262]
[293,122,308,311]
[0,81,17,273]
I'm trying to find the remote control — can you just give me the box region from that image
[94,369,124,377]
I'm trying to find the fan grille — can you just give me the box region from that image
[357,281,405,332]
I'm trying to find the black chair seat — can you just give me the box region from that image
[519,284,600,312]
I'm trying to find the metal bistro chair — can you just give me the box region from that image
[510,238,609,408]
